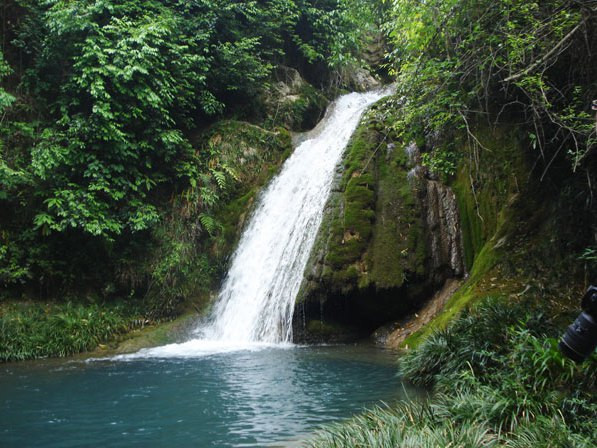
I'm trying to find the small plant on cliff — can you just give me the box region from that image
[421,149,459,180]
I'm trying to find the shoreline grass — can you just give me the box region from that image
[307,298,597,448]
[0,300,141,362]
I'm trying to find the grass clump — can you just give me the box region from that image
[307,299,597,447]
[0,301,138,362]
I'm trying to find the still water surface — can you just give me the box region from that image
[1,345,411,447]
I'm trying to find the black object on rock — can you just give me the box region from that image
[559,285,597,363]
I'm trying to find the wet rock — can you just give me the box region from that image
[293,119,465,343]
[262,66,329,131]
[406,143,465,280]
[343,67,381,92]
[425,181,465,278]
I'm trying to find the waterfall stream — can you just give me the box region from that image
[122,88,392,358]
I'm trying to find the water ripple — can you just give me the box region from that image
[1,345,415,448]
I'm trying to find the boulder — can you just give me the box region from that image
[262,66,329,131]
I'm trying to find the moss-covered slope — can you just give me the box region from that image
[401,121,594,348]
[294,99,464,341]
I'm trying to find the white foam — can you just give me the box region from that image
[113,340,294,360]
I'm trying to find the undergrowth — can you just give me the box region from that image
[307,298,597,447]
[0,301,140,361]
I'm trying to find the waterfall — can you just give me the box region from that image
[200,89,392,343]
[118,88,392,359]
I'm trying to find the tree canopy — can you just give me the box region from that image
[384,0,596,175]
[0,0,376,290]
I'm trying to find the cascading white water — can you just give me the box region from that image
[201,89,391,343]
[117,88,392,359]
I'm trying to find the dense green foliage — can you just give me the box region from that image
[0,0,375,297]
[0,51,15,112]
[308,299,597,447]
[384,0,596,183]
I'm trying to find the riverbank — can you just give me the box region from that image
[0,300,200,362]
[307,298,597,448]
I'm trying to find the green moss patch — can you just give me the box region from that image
[451,124,526,271]
[112,313,197,355]
[297,99,431,333]
[366,144,425,289]
[320,117,425,293]
[403,125,527,348]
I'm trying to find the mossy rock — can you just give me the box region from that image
[319,116,426,294]
[295,319,367,343]
[295,102,431,340]
[112,313,197,355]
[399,124,528,348]
[262,66,329,132]
[450,124,527,271]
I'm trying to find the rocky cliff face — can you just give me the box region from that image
[425,180,465,278]
[407,143,465,283]
[293,102,464,342]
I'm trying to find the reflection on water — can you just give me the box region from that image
[0,345,414,447]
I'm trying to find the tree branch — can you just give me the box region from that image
[503,19,586,83]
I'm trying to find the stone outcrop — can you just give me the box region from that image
[292,103,464,342]
[340,32,387,92]
[406,143,465,282]
[262,66,329,132]
[341,67,382,92]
